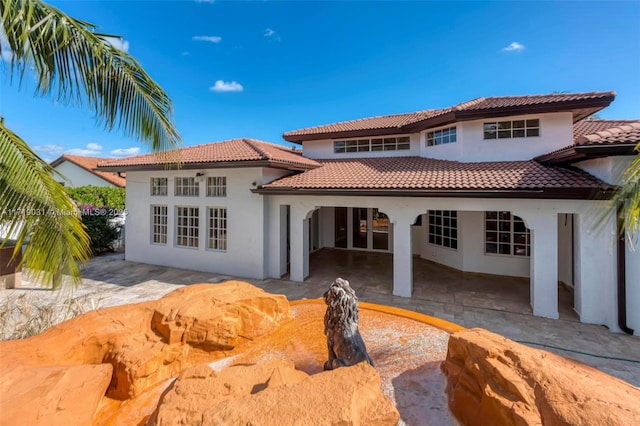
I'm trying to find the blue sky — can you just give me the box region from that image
[1,1,639,161]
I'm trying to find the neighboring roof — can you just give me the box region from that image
[283,91,616,143]
[255,157,614,199]
[50,154,126,187]
[536,120,640,165]
[96,138,321,171]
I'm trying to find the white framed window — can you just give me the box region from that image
[207,176,227,197]
[334,136,410,153]
[483,119,540,139]
[484,211,530,256]
[175,177,199,196]
[208,207,227,251]
[426,126,457,146]
[428,210,457,249]
[176,206,199,248]
[151,205,168,244]
[151,177,168,196]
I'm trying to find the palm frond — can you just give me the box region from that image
[0,122,91,289]
[617,143,640,245]
[1,0,181,154]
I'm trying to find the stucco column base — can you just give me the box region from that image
[290,206,310,283]
[392,216,413,298]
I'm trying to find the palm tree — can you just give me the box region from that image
[0,0,181,288]
[616,143,640,246]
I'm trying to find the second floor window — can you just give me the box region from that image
[175,177,199,196]
[207,176,227,197]
[426,127,457,146]
[151,178,168,196]
[334,136,410,153]
[484,119,540,139]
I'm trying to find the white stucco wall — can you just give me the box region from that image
[574,155,638,334]
[627,242,640,336]
[54,161,118,187]
[124,167,269,279]
[558,213,574,287]
[454,112,574,162]
[301,112,574,163]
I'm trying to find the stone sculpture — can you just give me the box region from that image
[323,277,374,370]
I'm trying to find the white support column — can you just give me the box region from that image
[522,211,559,319]
[392,214,413,298]
[290,205,310,282]
[574,208,619,330]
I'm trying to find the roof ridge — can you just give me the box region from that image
[241,138,270,160]
[485,90,616,100]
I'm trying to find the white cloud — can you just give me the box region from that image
[193,36,222,43]
[502,42,525,52]
[264,28,281,41]
[104,36,130,53]
[210,80,244,93]
[34,144,65,161]
[65,143,103,156]
[110,147,140,157]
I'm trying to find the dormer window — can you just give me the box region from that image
[484,119,539,139]
[334,136,410,153]
[426,126,457,146]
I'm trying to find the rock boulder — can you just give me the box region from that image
[155,359,400,426]
[442,328,640,426]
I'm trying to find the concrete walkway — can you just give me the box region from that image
[4,251,640,388]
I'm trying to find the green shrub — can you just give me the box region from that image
[68,186,125,210]
[81,209,122,255]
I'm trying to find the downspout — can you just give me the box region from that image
[617,208,634,335]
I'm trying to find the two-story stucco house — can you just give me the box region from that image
[97,91,640,336]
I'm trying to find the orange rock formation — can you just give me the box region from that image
[442,328,640,426]
[0,282,399,426]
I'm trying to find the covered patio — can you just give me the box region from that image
[300,248,578,321]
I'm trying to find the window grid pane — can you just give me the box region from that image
[151,178,168,196]
[426,126,457,147]
[334,136,410,153]
[484,119,540,140]
[207,176,227,197]
[151,205,167,244]
[208,207,227,251]
[428,210,458,250]
[175,177,199,196]
[176,206,199,248]
[484,211,530,256]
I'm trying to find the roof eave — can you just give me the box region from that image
[535,144,639,165]
[252,187,615,200]
[96,159,319,172]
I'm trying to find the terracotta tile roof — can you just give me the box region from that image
[283,91,615,142]
[574,121,640,146]
[259,157,612,197]
[96,138,320,171]
[536,120,640,164]
[50,155,126,187]
[573,119,639,139]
